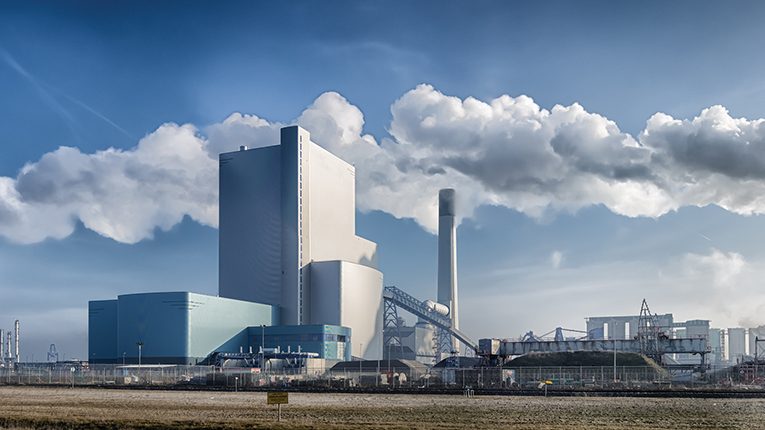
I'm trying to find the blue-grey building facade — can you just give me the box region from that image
[248,324,351,361]
[88,292,277,364]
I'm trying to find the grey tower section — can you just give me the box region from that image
[437,189,459,353]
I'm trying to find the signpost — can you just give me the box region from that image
[267,392,288,421]
[538,379,553,397]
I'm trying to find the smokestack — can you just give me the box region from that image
[6,332,11,364]
[437,189,459,353]
[0,329,4,362]
[14,320,19,363]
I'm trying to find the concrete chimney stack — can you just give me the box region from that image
[6,332,11,364]
[14,320,19,363]
[437,189,459,353]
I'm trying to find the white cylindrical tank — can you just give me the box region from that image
[423,300,450,316]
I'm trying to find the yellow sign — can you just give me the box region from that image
[544,380,553,385]
[267,392,289,405]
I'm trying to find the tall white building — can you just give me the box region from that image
[219,126,383,359]
[727,327,746,364]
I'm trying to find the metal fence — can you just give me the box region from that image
[0,364,327,389]
[1,364,761,390]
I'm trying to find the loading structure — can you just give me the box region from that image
[382,285,478,354]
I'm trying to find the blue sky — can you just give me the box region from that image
[3,1,765,360]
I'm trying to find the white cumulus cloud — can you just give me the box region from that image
[550,251,564,270]
[4,84,765,243]
[1,123,217,244]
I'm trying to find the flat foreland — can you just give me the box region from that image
[1,386,764,429]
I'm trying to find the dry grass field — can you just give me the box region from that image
[1,386,764,429]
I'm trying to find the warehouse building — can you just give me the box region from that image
[88,292,277,364]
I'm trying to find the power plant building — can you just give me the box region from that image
[219,126,382,359]
[89,126,384,364]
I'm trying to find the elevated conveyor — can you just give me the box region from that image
[479,337,709,357]
[382,286,477,352]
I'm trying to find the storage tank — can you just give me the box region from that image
[423,300,449,316]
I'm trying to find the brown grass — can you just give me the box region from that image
[0,386,763,429]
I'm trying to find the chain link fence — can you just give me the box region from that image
[1,363,761,390]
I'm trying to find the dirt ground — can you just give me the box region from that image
[1,386,764,429]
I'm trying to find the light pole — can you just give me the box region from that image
[261,325,265,370]
[388,343,392,373]
[136,342,143,367]
[122,352,126,366]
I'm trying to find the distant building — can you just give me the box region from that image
[708,328,724,365]
[383,320,437,365]
[727,327,746,363]
[749,326,765,360]
[585,314,674,340]
[673,320,710,364]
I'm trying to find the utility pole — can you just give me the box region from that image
[136,342,143,366]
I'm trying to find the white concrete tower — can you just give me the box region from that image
[14,320,19,363]
[437,188,459,353]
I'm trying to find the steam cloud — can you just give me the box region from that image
[3,84,765,243]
